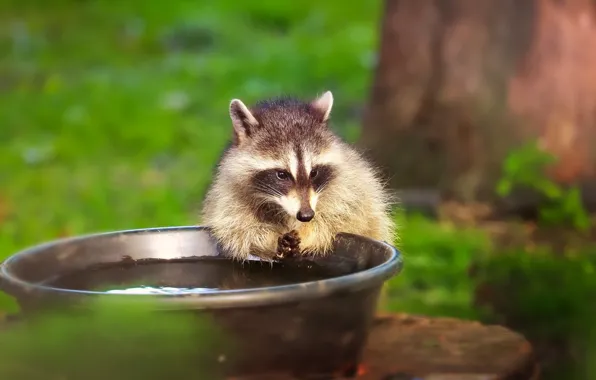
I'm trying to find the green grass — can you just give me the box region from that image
[386,213,491,319]
[0,0,382,257]
[0,299,226,379]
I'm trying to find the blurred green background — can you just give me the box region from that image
[1,1,596,379]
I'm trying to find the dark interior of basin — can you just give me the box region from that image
[2,227,396,294]
[45,256,352,293]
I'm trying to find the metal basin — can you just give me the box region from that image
[0,226,403,378]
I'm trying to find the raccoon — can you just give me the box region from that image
[200,91,396,261]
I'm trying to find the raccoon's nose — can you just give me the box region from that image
[296,207,315,222]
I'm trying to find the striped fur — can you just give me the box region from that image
[200,91,396,261]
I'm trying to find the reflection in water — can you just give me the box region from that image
[105,286,219,294]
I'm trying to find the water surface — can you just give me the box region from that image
[45,257,345,294]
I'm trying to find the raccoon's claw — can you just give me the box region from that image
[276,230,301,258]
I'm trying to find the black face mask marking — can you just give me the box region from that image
[250,169,294,197]
[249,145,337,223]
[310,164,334,192]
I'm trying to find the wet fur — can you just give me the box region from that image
[200,93,396,261]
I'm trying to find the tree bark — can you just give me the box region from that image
[360,0,596,208]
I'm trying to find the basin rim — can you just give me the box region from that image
[0,225,403,310]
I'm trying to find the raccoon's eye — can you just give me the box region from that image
[310,169,319,178]
[276,170,290,180]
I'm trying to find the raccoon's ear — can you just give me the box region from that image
[229,99,258,145]
[311,91,334,122]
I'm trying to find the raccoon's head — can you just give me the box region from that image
[224,91,343,224]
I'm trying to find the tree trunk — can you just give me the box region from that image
[360,0,596,209]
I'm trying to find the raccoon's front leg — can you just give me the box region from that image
[294,227,335,257]
[276,230,301,258]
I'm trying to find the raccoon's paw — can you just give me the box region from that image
[276,230,301,258]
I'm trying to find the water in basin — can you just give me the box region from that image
[44,257,346,294]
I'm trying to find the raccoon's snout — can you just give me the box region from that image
[297,207,315,222]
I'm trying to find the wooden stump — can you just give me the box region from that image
[355,313,539,380]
